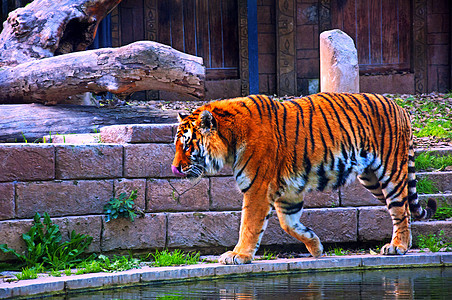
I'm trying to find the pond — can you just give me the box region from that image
[49,267,451,299]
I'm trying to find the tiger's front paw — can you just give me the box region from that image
[219,251,253,265]
[380,243,408,255]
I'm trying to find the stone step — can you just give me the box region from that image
[42,133,101,144]
[419,193,452,207]
[417,171,452,193]
[415,147,452,157]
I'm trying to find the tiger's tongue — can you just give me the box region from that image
[171,165,186,177]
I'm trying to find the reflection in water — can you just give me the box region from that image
[53,267,452,299]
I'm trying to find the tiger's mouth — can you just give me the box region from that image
[171,164,205,178]
[171,165,186,177]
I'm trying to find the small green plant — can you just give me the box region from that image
[15,265,43,280]
[434,204,452,220]
[258,249,277,260]
[150,249,202,267]
[64,268,73,276]
[0,212,93,269]
[416,178,439,194]
[50,269,62,277]
[104,190,139,222]
[417,230,451,252]
[415,152,452,171]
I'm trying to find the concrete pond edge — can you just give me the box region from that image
[1,252,451,299]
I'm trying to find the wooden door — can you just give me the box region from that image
[157,0,239,81]
[331,0,411,74]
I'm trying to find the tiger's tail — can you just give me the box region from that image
[407,137,437,220]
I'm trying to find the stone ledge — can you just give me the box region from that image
[1,252,451,299]
[100,124,177,144]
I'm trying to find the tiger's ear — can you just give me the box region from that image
[200,110,217,132]
[177,113,188,123]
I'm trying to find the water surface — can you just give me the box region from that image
[53,267,452,299]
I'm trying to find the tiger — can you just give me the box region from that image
[171,92,437,265]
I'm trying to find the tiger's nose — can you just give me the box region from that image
[171,165,186,177]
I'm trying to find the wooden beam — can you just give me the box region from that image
[276,0,297,96]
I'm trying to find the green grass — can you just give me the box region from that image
[149,249,202,267]
[417,230,452,252]
[75,254,141,275]
[416,178,439,194]
[416,152,452,171]
[414,120,452,139]
[434,204,452,220]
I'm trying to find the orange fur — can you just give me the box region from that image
[172,92,436,264]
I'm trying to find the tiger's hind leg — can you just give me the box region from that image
[359,167,411,255]
[274,198,323,257]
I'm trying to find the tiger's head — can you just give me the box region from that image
[171,109,228,178]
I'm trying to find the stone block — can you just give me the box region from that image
[54,215,103,253]
[102,213,167,251]
[167,211,241,248]
[101,124,176,144]
[303,190,339,208]
[15,180,113,218]
[341,179,384,207]
[320,29,359,93]
[43,133,101,144]
[417,172,452,193]
[8,278,66,298]
[124,144,175,178]
[210,177,243,210]
[55,144,123,179]
[419,194,452,207]
[357,206,392,242]
[360,253,441,267]
[261,213,301,246]
[0,219,33,261]
[0,182,14,220]
[262,207,358,245]
[114,178,146,211]
[288,256,362,271]
[147,178,209,212]
[141,264,216,282]
[65,272,141,291]
[411,220,452,247]
[302,208,358,243]
[0,144,55,182]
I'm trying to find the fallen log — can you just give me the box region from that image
[0,41,205,105]
[0,103,179,142]
[0,0,122,67]
[0,0,205,104]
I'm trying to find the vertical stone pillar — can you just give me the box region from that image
[320,29,359,93]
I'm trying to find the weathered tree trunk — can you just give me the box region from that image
[0,41,205,104]
[0,0,122,67]
[0,103,178,142]
[0,0,205,104]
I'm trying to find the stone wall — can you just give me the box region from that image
[0,124,450,261]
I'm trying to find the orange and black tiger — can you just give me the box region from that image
[171,92,436,265]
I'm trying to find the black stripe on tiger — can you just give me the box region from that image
[387,196,408,210]
[277,200,304,215]
[247,96,263,121]
[241,166,260,193]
